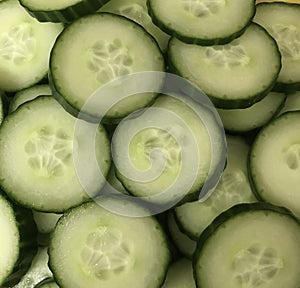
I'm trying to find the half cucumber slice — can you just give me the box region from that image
[169,23,281,109]
[193,203,300,288]
[49,199,171,288]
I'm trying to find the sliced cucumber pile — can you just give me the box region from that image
[0,1,299,287]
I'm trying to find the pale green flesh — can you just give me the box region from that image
[149,0,254,39]
[0,97,111,212]
[162,258,195,288]
[217,92,286,132]
[254,3,300,84]
[99,0,170,52]
[175,136,256,239]
[38,282,59,288]
[250,112,300,218]
[279,91,300,115]
[0,0,63,92]
[51,13,164,119]
[20,0,81,10]
[0,195,19,286]
[169,24,280,102]
[32,211,62,234]
[50,201,170,288]
[195,211,300,288]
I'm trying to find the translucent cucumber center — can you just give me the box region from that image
[25,126,72,177]
[87,39,133,85]
[233,244,283,287]
[81,227,131,280]
[205,42,250,68]
[118,4,152,26]
[181,0,225,17]
[0,23,36,64]
[269,24,300,60]
[283,143,300,170]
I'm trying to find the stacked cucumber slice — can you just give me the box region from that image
[0,0,299,287]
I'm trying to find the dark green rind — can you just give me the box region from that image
[147,0,256,46]
[192,202,300,288]
[0,193,38,287]
[273,81,300,94]
[19,0,110,23]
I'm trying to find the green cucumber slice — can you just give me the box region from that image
[148,0,255,45]
[193,203,300,288]
[0,96,111,212]
[49,199,171,288]
[0,0,63,92]
[169,23,281,109]
[249,111,300,218]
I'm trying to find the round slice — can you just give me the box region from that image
[249,111,300,218]
[49,199,171,288]
[0,0,63,92]
[193,203,300,288]
[148,0,255,45]
[0,96,111,212]
[50,13,165,122]
[169,23,281,109]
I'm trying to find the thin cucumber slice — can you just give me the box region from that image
[13,248,53,288]
[193,203,300,288]
[19,0,110,23]
[249,111,300,218]
[169,23,281,109]
[254,3,300,91]
[112,94,225,206]
[9,84,52,113]
[0,96,111,212]
[50,13,164,122]
[49,199,171,288]
[0,193,37,287]
[32,211,61,234]
[0,0,63,92]
[174,136,256,240]
[217,91,286,133]
[279,90,300,115]
[148,0,255,45]
[99,0,170,52]
[162,258,195,288]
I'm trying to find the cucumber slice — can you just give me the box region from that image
[148,0,255,45]
[9,84,52,113]
[254,3,300,91]
[19,0,109,23]
[112,94,225,206]
[50,13,164,122]
[279,90,300,115]
[217,91,286,133]
[174,136,256,240]
[249,111,300,218]
[162,258,195,288]
[0,193,37,287]
[169,23,281,109]
[0,0,63,92]
[193,203,300,288]
[0,96,111,212]
[49,199,171,288]
[99,0,170,52]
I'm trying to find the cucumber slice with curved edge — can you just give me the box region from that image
[19,0,109,23]
[0,193,37,287]
[217,91,286,133]
[50,13,164,122]
[112,94,225,206]
[174,135,256,240]
[9,84,52,113]
[0,96,111,212]
[279,90,300,115]
[49,199,171,288]
[249,111,300,218]
[169,23,281,109]
[99,0,170,52]
[0,0,63,92]
[32,211,61,234]
[193,203,300,288]
[148,0,255,45]
[162,258,195,288]
[254,3,300,92]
